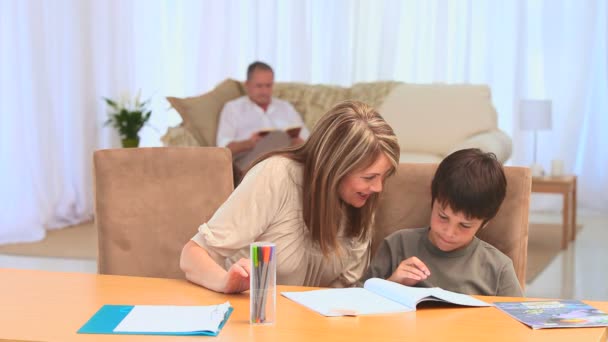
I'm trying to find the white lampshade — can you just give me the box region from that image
[519,99,552,130]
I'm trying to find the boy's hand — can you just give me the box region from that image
[222,258,251,293]
[387,256,431,286]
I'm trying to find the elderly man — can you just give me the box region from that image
[216,61,309,179]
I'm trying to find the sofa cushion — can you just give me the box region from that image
[398,152,442,163]
[379,84,498,156]
[273,82,351,130]
[167,79,244,146]
[350,81,400,109]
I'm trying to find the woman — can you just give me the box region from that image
[180,100,400,293]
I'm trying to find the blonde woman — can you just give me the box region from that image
[180,100,400,293]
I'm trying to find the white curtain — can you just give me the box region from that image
[0,0,606,244]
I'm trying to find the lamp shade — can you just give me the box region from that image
[519,99,552,130]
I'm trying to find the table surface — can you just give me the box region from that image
[1,268,606,342]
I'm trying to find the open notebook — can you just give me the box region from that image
[78,301,233,336]
[282,278,491,316]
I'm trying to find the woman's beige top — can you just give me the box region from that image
[191,156,370,287]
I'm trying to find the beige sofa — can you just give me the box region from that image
[162,79,512,163]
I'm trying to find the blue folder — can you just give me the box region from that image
[78,304,233,336]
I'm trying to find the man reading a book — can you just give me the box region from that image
[216,61,309,178]
[364,148,523,297]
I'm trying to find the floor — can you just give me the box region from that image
[525,209,608,301]
[0,210,607,301]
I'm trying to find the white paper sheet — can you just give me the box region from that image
[113,301,231,333]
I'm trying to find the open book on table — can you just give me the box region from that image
[257,126,302,138]
[494,300,608,329]
[282,278,491,317]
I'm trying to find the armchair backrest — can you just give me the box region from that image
[373,163,531,289]
[93,147,233,278]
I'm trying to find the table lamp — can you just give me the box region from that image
[519,99,552,176]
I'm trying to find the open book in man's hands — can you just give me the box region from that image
[257,126,302,139]
[282,278,492,317]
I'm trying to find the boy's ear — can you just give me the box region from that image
[479,221,490,230]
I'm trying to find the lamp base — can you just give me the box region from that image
[530,163,545,177]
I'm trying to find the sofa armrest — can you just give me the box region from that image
[160,125,201,147]
[449,129,512,163]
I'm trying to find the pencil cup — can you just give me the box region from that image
[250,242,276,325]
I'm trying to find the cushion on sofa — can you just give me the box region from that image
[349,81,401,109]
[379,84,498,157]
[398,152,443,163]
[273,82,351,130]
[167,79,244,146]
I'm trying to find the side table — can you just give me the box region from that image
[531,175,577,249]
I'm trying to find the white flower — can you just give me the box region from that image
[119,90,131,110]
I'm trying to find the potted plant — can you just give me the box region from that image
[103,91,152,148]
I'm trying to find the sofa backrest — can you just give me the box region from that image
[167,79,399,147]
[373,163,531,289]
[167,80,506,163]
[272,82,351,130]
[378,84,499,157]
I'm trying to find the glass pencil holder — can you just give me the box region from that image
[250,242,276,325]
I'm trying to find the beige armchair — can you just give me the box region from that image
[373,163,531,289]
[93,147,233,278]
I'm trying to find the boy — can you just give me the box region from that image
[364,148,523,297]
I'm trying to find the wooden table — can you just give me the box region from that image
[531,175,577,249]
[1,268,606,341]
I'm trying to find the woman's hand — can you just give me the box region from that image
[387,256,431,286]
[222,258,251,293]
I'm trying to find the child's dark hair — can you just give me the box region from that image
[431,148,506,224]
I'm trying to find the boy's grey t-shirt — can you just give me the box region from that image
[364,227,523,297]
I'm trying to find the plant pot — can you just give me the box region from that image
[121,137,140,148]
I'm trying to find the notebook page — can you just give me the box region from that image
[282,288,411,316]
[364,278,427,309]
[428,288,491,307]
[114,302,230,333]
[364,278,491,309]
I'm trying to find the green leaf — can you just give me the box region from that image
[103,97,119,110]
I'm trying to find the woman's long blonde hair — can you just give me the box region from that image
[249,100,400,255]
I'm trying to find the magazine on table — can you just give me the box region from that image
[494,300,608,329]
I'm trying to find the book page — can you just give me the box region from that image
[364,278,491,309]
[113,302,231,333]
[256,128,276,137]
[282,288,412,316]
[364,278,429,309]
[284,126,301,138]
[427,287,492,307]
